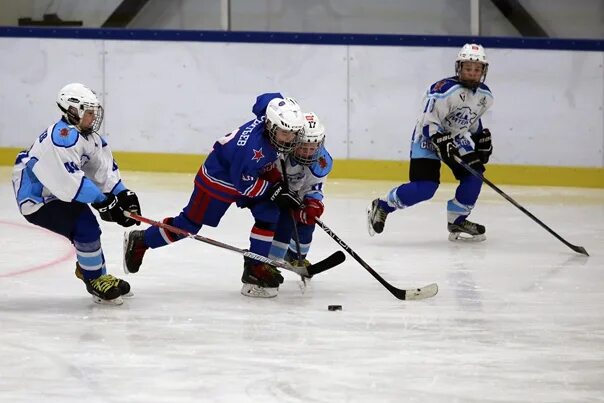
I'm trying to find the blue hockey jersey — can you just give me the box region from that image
[194,93,283,202]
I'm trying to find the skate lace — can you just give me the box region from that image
[104,274,122,288]
[461,220,477,232]
[374,205,388,223]
[90,275,116,293]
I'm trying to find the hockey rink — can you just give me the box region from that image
[1,167,603,403]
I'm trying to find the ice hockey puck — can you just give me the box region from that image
[328,305,342,311]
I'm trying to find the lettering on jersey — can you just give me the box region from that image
[60,128,69,137]
[318,156,327,169]
[445,107,477,130]
[252,148,264,162]
[420,140,437,151]
[64,161,80,174]
[241,174,254,181]
[237,117,265,147]
[38,130,48,143]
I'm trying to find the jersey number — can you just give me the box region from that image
[64,161,80,173]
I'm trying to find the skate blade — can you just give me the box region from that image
[122,231,130,274]
[240,284,278,298]
[366,205,377,237]
[122,291,134,298]
[92,295,124,305]
[448,232,486,243]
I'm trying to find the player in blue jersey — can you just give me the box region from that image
[367,43,494,242]
[11,83,142,305]
[268,112,332,269]
[123,93,305,298]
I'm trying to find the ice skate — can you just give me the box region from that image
[285,250,312,283]
[75,263,133,298]
[448,219,486,242]
[123,230,148,274]
[75,265,124,305]
[367,198,390,236]
[240,258,284,298]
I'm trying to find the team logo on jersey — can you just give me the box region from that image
[252,148,264,162]
[60,128,69,137]
[318,156,327,169]
[478,96,487,107]
[433,80,446,92]
[445,106,477,129]
[459,93,466,102]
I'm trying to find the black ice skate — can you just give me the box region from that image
[367,198,390,236]
[241,258,284,298]
[75,263,132,298]
[74,264,124,305]
[123,230,148,274]
[448,219,486,242]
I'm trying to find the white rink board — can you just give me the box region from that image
[0,37,602,167]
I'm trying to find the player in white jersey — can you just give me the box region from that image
[268,112,332,269]
[11,83,142,304]
[367,43,494,241]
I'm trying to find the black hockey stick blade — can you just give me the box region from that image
[307,251,346,277]
[453,156,589,256]
[315,219,438,300]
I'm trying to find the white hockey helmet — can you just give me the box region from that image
[455,43,489,88]
[293,112,325,166]
[265,97,305,153]
[57,83,103,134]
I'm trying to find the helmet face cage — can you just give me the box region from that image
[57,83,103,135]
[455,43,489,89]
[266,122,301,153]
[265,97,305,153]
[292,112,326,165]
[292,137,324,166]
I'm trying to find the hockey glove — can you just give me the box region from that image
[267,182,302,210]
[296,199,324,225]
[116,189,141,227]
[259,163,282,183]
[92,193,131,227]
[471,128,492,164]
[431,131,461,166]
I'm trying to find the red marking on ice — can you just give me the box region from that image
[0,220,75,278]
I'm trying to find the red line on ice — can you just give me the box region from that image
[0,220,75,278]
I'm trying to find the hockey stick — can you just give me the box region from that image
[453,155,589,256]
[124,212,345,277]
[279,156,304,265]
[315,218,438,300]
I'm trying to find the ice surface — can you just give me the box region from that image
[1,168,603,402]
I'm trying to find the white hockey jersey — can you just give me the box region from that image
[12,118,126,216]
[411,77,494,144]
[278,147,333,202]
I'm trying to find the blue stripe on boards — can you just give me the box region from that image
[0,27,601,52]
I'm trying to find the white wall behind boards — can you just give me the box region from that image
[0,37,602,168]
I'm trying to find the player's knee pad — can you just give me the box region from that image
[409,158,441,183]
[250,200,280,224]
[253,219,276,232]
[455,175,483,205]
[73,208,101,244]
[297,223,315,244]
